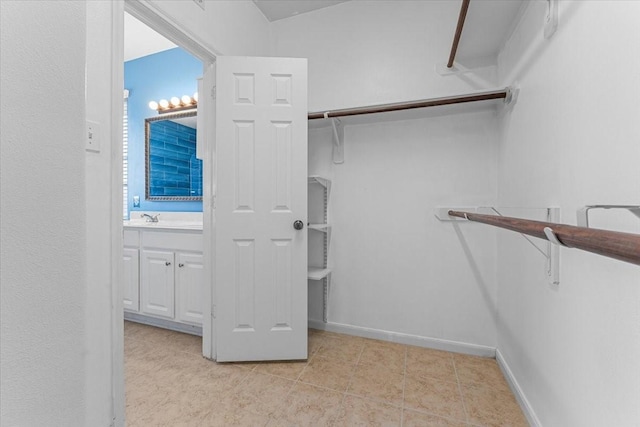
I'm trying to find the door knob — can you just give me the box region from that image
[293,220,304,230]
[165,261,171,266]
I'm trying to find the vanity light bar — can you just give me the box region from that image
[149,92,198,114]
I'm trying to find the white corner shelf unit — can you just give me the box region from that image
[308,175,332,323]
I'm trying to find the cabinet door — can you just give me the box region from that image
[176,252,204,325]
[140,250,175,319]
[123,247,139,312]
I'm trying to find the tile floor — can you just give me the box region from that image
[125,321,528,426]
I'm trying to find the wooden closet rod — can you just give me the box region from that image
[448,210,640,266]
[308,88,508,120]
[448,0,471,68]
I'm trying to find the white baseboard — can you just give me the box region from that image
[124,312,202,336]
[308,319,496,358]
[496,349,541,427]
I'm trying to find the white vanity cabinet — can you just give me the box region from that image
[141,249,175,319]
[123,230,140,313]
[123,226,204,330]
[175,252,204,324]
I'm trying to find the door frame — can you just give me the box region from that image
[112,2,218,424]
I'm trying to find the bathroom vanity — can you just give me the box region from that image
[123,213,203,335]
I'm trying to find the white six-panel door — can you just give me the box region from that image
[215,56,308,362]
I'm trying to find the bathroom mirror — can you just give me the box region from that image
[145,110,202,201]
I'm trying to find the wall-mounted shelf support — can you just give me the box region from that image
[308,175,331,190]
[577,205,640,228]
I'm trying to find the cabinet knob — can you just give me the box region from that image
[178,263,184,267]
[165,261,171,266]
[293,220,304,230]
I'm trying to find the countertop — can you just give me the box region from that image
[124,212,203,231]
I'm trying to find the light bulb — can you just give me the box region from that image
[182,95,192,105]
[159,99,169,109]
[170,97,181,107]
[193,92,198,102]
[148,101,159,110]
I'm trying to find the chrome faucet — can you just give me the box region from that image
[140,213,160,223]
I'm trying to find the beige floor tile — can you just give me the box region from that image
[298,355,356,392]
[224,361,259,371]
[220,371,294,418]
[308,332,325,356]
[254,360,308,380]
[404,377,467,422]
[270,382,343,426]
[123,321,150,340]
[207,405,272,427]
[402,409,469,427]
[127,407,181,427]
[461,384,528,427]
[333,395,401,426]
[453,355,510,391]
[192,362,250,394]
[358,341,406,374]
[165,331,202,355]
[315,335,365,363]
[125,384,169,422]
[406,347,457,383]
[347,363,404,406]
[125,323,526,427]
[153,392,217,426]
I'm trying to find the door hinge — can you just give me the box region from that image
[211,195,216,209]
[212,304,216,319]
[211,86,216,99]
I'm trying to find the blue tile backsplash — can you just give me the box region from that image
[148,120,202,197]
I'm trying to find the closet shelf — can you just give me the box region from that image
[308,267,331,281]
[308,174,332,322]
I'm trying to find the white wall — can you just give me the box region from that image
[275,1,502,351]
[496,1,640,425]
[308,110,500,350]
[86,1,124,425]
[0,1,88,425]
[272,0,497,112]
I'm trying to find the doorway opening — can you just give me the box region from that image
[115,2,218,424]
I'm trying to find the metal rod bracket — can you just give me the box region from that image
[543,227,564,247]
[545,208,561,286]
[577,205,640,228]
[329,117,344,164]
[504,86,519,107]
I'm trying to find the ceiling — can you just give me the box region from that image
[456,0,526,61]
[124,12,175,62]
[252,0,350,22]
[125,1,526,64]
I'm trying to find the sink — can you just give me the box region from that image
[124,212,203,230]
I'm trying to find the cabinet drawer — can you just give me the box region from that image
[141,230,202,252]
[123,229,139,247]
